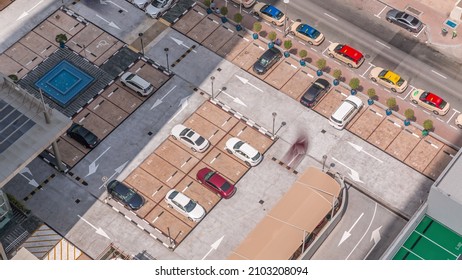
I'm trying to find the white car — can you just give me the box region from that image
[171,124,210,152]
[455,114,462,129]
[120,72,154,96]
[146,0,174,18]
[225,137,263,167]
[165,190,206,222]
[329,95,363,130]
[133,0,149,9]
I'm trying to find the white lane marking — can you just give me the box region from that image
[402,85,415,100]
[324,12,338,21]
[450,125,459,130]
[375,6,387,18]
[346,203,378,260]
[375,40,391,49]
[311,47,317,52]
[431,69,447,79]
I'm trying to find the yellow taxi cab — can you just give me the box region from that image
[369,67,408,93]
[252,2,286,26]
[410,89,450,115]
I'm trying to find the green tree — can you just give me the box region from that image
[367,88,376,100]
[283,40,292,50]
[253,22,262,33]
[316,58,326,70]
[299,50,308,59]
[404,108,415,120]
[386,97,397,110]
[423,119,433,131]
[349,78,360,90]
[268,31,277,41]
[204,0,211,7]
[333,69,342,80]
[220,7,228,16]
[233,13,243,24]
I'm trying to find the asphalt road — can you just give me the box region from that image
[268,0,462,112]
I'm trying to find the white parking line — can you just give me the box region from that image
[276,28,282,32]
[431,69,447,79]
[310,47,317,52]
[324,12,338,21]
[450,125,459,130]
[375,6,387,18]
[447,111,457,123]
[375,40,391,49]
[414,25,426,37]
[401,86,415,100]
[360,64,373,77]
[393,122,401,128]
[436,117,445,123]
[298,41,306,45]
[307,73,314,78]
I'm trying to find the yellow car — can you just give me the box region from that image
[369,67,408,93]
[289,22,325,46]
[410,89,450,115]
[231,0,256,8]
[252,2,286,26]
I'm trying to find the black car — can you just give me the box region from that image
[67,123,99,149]
[300,78,331,108]
[386,9,423,33]
[107,180,145,210]
[253,47,282,74]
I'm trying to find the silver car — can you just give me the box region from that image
[165,190,206,222]
[171,124,210,152]
[386,9,423,33]
[133,0,149,9]
[146,0,174,18]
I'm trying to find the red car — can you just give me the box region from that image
[196,168,236,199]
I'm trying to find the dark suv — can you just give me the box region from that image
[300,78,331,108]
[107,180,145,210]
[253,48,282,74]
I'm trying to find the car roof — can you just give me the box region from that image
[382,70,401,84]
[298,24,317,36]
[169,190,190,207]
[108,180,129,194]
[208,172,227,187]
[262,5,281,17]
[240,142,259,157]
[262,47,281,58]
[129,74,150,88]
[424,92,444,106]
[339,45,363,62]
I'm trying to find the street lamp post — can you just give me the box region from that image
[272,112,277,136]
[239,0,242,14]
[275,121,286,136]
[210,76,215,99]
[322,155,328,171]
[283,0,290,37]
[138,33,144,55]
[164,47,169,72]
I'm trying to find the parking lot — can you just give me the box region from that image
[171,6,458,181]
[113,101,274,247]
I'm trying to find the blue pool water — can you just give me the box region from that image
[35,60,94,106]
[446,20,457,29]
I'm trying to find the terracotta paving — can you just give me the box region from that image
[349,105,385,139]
[155,140,201,174]
[187,13,221,43]
[404,136,443,173]
[4,42,43,70]
[280,68,314,100]
[33,20,69,47]
[100,84,143,114]
[183,113,227,146]
[216,33,252,61]
[423,145,457,180]
[87,96,128,127]
[368,114,403,150]
[19,31,57,58]
[73,108,114,140]
[265,57,299,90]
[173,6,206,34]
[386,125,422,161]
[232,41,265,71]
[50,138,85,167]
[124,168,170,203]
[202,23,237,53]
[140,154,186,189]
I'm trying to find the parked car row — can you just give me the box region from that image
[132,0,175,19]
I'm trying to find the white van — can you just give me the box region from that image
[329,95,363,130]
[120,72,154,97]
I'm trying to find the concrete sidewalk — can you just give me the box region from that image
[378,0,462,59]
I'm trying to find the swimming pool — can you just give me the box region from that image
[35,60,94,106]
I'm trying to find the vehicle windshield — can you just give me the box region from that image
[251,152,261,161]
[410,18,419,25]
[438,100,448,109]
[179,128,190,137]
[331,116,342,124]
[221,182,232,192]
[83,131,97,143]
[233,141,244,150]
[204,171,215,181]
[259,57,269,67]
[274,11,283,20]
[153,0,167,8]
[397,78,405,86]
[195,136,205,145]
[184,199,197,213]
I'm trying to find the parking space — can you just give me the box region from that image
[424,145,457,180]
[183,113,227,147]
[196,101,240,132]
[147,204,193,242]
[87,96,129,127]
[47,10,86,36]
[229,122,274,153]
[233,41,265,71]
[124,168,169,203]
[19,31,57,59]
[173,6,207,35]
[280,68,314,100]
[4,42,43,70]
[216,33,252,61]
[349,105,385,139]
[127,60,170,91]
[404,136,443,173]
[187,13,221,43]
[141,153,186,189]
[314,87,348,118]
[174,176,220,213]
[202,24,238,53]
[100,84,143,114]
[368,115,403,150]
[73,108,114,140]
[78,33,121,64]
[264,58,299,89]
[0,54,27,79]
[155,140,201,174]
[48,138,86,167]
[386,126,422,161]
[67,24,104,54]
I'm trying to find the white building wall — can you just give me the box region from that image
[427,187,462,236]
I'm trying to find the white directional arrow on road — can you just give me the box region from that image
[78,215,110,239]
[99,161,129,189]
[363,226,382,259]
[19,167,39,187]
[221,90,247,107]
[86,146,111,177]
[168,96,189,123]
[170,37,197,53]
[235,75,263,92]
[348,142,383,163]
[151,85,177,110]
[338,212,364,246]
[202,236,224,260]
[16,0,44,21]
[96,14,121,30]
[331,157,364,183]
